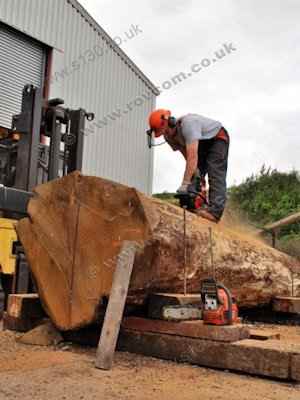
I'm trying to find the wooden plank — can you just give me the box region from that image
[95,241,137,370]
[273,296,300,314]
[119,329,300,381]
[122,317,250,342]
[264,211,300,232]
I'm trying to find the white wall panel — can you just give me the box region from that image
[0,0,157,193]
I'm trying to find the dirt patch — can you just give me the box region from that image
[0,324,300,400]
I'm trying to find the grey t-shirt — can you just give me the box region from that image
[165,113,222,151]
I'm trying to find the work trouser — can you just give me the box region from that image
[197,128,229,220]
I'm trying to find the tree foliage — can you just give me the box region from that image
[229,166,300,236]
[153,192,179,206]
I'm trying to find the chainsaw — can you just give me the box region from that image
[174,174,207,211]
[200,278,239,325]
[161,279,239,324]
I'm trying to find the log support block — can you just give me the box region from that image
[118,329,300,381]
[3,294,46,332]
[122,317,250,342]
[273,296,300,314]
[148,293,202,320]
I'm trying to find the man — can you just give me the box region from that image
[148,109,230,222]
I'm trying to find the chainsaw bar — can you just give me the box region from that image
[162,305,202,321]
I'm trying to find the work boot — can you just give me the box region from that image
[196,209,218,223]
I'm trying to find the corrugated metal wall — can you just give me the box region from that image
[0,23,45,128]
[0,0,156,193]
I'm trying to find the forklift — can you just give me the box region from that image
[0,84,94,315]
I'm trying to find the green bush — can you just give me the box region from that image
[229,166,300,236]
[153,192,179,206]
[153,192,176,200]
[278,234,300,260]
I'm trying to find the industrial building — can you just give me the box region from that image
[0,0,157,194]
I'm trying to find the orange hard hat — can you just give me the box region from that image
[148,109,171,137]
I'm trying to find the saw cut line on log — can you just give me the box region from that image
[17,171,300,331]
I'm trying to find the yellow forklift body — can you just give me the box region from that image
[0,218,17,275]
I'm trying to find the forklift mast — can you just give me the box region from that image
[0,85,94,307]
[0,84,94,214]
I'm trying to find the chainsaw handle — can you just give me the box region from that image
[217,283,233,325]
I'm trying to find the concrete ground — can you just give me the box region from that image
[0,323,300,400]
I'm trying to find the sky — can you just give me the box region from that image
[80,0,300,193]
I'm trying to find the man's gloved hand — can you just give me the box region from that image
[176,181,190,193]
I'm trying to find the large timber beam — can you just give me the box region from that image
[16,172,300,331]
[118,329,300,381]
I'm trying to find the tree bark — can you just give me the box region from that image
[17,172,300,330]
